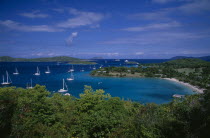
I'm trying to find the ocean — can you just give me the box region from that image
[0,59,195,104]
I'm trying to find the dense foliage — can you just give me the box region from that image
[0,56,96,64]
[0,85,210,137]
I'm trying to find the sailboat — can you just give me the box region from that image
[26,79,33,89]
[67,71,74,81]
[13,68,19,75]
[34,66,40,76]
[45,66,50,74]
[93,65,96,70]
[68,65,74,72]
[80,68,84,72]
[1,71,12,85]
[58,79,68,92]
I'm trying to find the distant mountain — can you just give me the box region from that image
[0,56,96,64]
[170,56,210,61]
[164,58,210,67]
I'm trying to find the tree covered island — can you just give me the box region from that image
[0,56,97,64]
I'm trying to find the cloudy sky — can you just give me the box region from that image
[0,0,210,59]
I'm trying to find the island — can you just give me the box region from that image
[0,56,97,64]
[91,58,210,93]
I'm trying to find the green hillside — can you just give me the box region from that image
[163,58,210,67]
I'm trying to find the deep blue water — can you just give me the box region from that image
[0,59,195,104]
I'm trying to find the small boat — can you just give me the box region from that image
[64,93,70,96]
[34,66,40,76]
[173,94,184,98]
[1,71,12,85]
[93,65,96,70]
[13,68,19,75]
[45,66,50,74]
[67,71,74,81]
[80,68,84,72]
[125,60,129,63]
[68,65,74,72]
[26,79,33,89]
[58,79,68,92]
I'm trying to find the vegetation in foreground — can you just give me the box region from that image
[91,58,210,89]
[0,56,96,64]
[0,85,210,138]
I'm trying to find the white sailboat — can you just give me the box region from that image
[34,66,40,76]
[13,68,19,75]
[80,68,84,72]
[93,65,96,70]
[58,79,68,92]
[45,66,50,74]
[1,71,12,85]
[67,71,74,81]
[68,65,74,72]
[26,79,33,89]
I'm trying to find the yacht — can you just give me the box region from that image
[68,65,74,72]
[45,66,50,74]
[1,71,12,85]
[13,68,19,75]
[26,79,33,89]
[58,79,68,92]
[34,66,40,76]
[67,71,74,81]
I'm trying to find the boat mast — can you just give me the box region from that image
[6,71,8,83]
[2,75,4,83]
[31,79,32,87]
[63,79,64,89]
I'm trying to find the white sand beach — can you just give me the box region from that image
[164,78,205,94]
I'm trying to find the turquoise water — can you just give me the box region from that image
[0,61,195,104]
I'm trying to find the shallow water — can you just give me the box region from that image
[0,60,195,104]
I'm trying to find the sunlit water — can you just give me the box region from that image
[0,59,195,104]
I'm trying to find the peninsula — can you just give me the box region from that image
[91,58,210,93]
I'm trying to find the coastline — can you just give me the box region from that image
[163,78,204,94]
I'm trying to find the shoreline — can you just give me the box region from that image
[163,78,204,94]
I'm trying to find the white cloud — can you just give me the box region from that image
[130,0,210,21]
[152,0,193,4]
[102,31,209,45]
[135,52,144,55]
[122,22,180,32]
[0,20,62,32]
[57,8,105,28]
[178,0,210,14]
[66,32,78,46]
[19,10,49,18]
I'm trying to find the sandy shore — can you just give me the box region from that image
[163,78,204,94]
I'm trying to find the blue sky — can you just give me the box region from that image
[0,0,210,59]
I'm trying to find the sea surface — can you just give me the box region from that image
[0,59,196,104]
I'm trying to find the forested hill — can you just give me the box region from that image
[170,56,210,61]
[163,58,210,67]
[0,56,96,64]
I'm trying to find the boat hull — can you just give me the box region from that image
[58,89,68,92]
